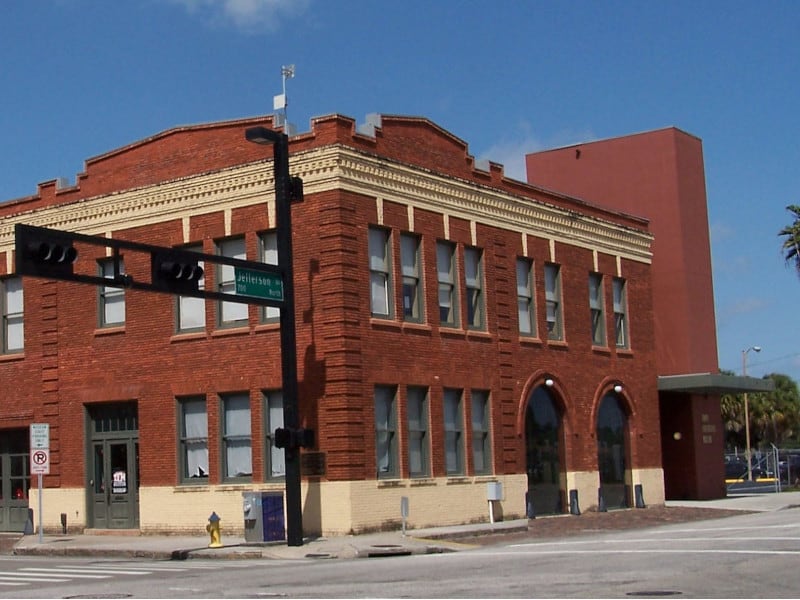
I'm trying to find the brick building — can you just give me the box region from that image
[0,114,662,535]
[525,128,773,500]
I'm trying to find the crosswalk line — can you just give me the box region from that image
[20,568,114,578]
[20,567,150,579]
[0,575,70,583]
[0,582,27,586]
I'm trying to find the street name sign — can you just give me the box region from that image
[235,267,284,301]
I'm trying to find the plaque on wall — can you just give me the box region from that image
[301,452,326,477]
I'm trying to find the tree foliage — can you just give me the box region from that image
[724,372,800,451]
[779,204,800,276]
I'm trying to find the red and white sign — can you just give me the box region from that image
[31,448,50,475]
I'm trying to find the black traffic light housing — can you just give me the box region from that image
[15,226,78,278]
[151,250,204,294]
[274,427,314,450]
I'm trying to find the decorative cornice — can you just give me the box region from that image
[0,145,651,265]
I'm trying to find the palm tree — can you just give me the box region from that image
[779,205,800,275]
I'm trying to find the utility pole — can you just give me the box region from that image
[246,125,305,546]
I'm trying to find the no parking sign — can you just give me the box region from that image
[30,423,50,474]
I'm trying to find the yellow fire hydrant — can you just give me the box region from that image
[206,511,223,548]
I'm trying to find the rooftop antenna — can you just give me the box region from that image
[273,64,296,135]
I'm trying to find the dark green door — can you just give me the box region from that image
[0,430,29,532]
[88,403,139,529]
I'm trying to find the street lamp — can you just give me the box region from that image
[742,345,761,482]
[245,126,304,546]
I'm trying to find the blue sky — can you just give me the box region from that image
[2,0,799,382]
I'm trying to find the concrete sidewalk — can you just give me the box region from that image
[10,491,800,561]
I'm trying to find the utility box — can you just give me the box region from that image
[243,491,285,543]
[486,481,503,501]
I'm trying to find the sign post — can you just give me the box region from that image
[30,424,50,543]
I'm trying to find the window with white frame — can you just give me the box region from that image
[444,388,464,475]
[613,277,629,348]
[407,386,429,478]
[437,241,458,327]
[264,390,285,479]
[516,258,536,337]
[179,397,208,482]
[217,237,248,327]
[544,263,563,341]
[177,245,205,332]
[589,272,606,346]
[369,227,392,317]
[259,231,280,323]
[99,259,125,327]
[1,277,24,353]
[464,247,485,330]
[471,390,491,475]
[222,393,252,480]
[374,385,398,478]
[400,233,423,322]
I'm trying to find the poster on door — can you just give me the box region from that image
[112,470,127,494]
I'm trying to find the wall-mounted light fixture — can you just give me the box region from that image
[545,378,554,387]
[613,384,623,393]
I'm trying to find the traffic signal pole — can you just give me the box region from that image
[246,126,304,547]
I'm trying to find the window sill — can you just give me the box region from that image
[94,326,125,337]
[401,321,432,334]
[171,331,207,343]
[254,322,280,333]
[439,327,466,339]
[616,347,634,357]
[409,477,436,486]
[370,318,401,331]
[592,345,612,356]
[377,478,404,488]
[174,481,210,490]
[466,330,493,342]
[546,339,568,349]
[445,476,470,485]
[519,336,543,347]
[211,326,250,338]
[0,352,25,362]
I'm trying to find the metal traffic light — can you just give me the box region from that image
[150,250,204,294]
[15,224,78,278]
[274,427,314,449]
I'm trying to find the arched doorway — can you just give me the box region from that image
[596,392,628,509]
[525,385,563,515]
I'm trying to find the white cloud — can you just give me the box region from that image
[168,0,310,32]
[478,124,596,182]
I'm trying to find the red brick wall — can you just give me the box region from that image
[0,114,660,496]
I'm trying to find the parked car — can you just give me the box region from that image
[724,456,763,481]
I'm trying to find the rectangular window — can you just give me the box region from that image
[99,259,125,327]
[589,272,606,346]
[400,233,423,322]
[613,277,629,348]
[444,388,464,475]
[407,386,429,478]
[471,390,491,475]
[263,390,285,479]
[217,237,248,326]
[544,263,563,341]
[259,232,280,323]
[222,393,252,480]
[437,241,458,327]
[177,245,205,332]
[464,247,485,330]
[516,258,536,337]
[179,398,208,482]
[369,227,392,317]
[1,277,24,353]
[374,385,398,478]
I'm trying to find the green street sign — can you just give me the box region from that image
[234,267,284,302]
